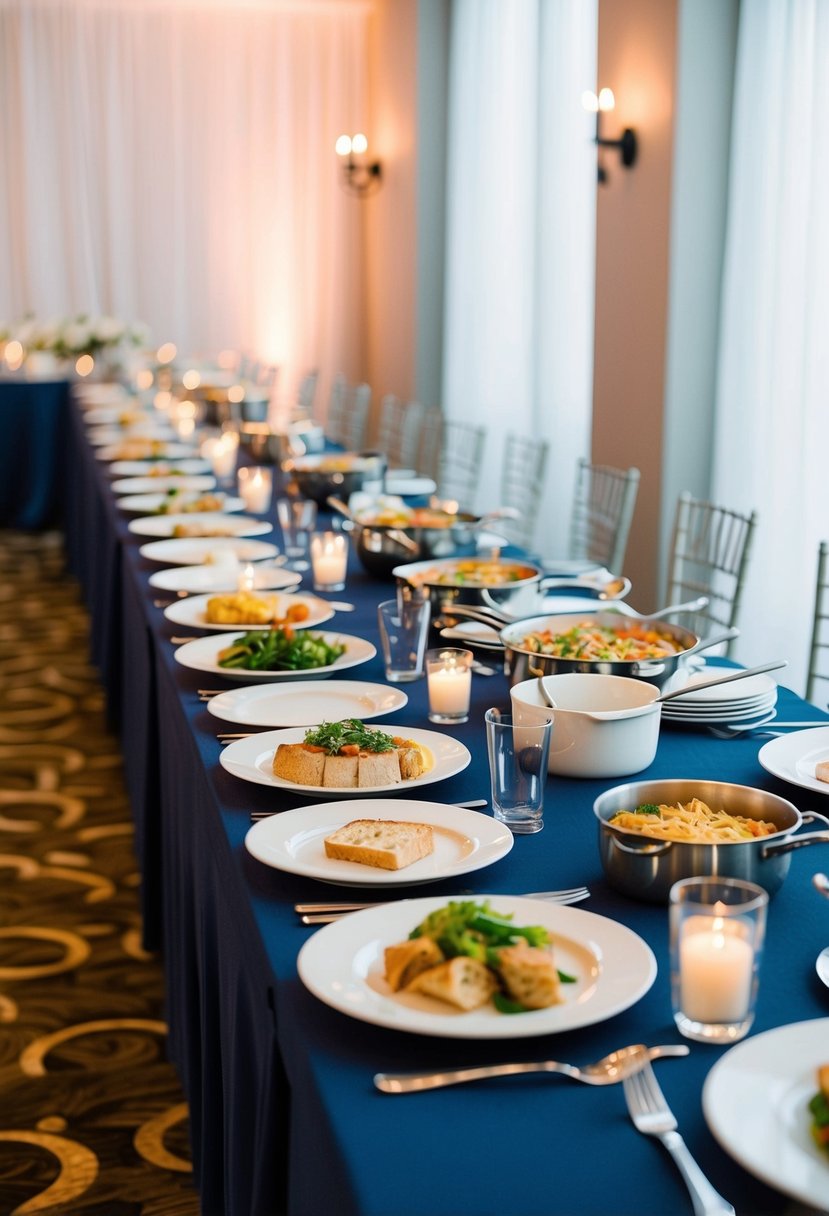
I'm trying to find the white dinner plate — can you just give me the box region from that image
[111,475,217,495]
[128,512,272,538]
[164,590,334,631]
[108,458,212,477]
[176,631,375,684]
[703,1018,829,1212]
[117,493,244,515]
[661,692,776,716]
[759,727,829,796]
[97,441,195,462]
[297,895,656,1039]
[88,424,174,446]
[149,562,300,592]
[220,723,470,793]
[207,680,408,727]
[384,475,438,497]
[83,406,154,426]
[663,671,779,705]
[139,537,279,565]
[245,800,513,887]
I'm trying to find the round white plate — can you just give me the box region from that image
[661,693,776,716]
[88,424,174,446]
[817,948,829,989]
[117,493,244,515]
[164,591,334,632]
[703,1018,829,1212]
[128,512,272,539]
[384,476,438,497]
[758,726,829,796]
[97,442,195,462]
[664,671,779,705]
[207,680,407,727]
[139,537,279,565]
[111,475,217,495]
[83,406,154,425]
[245,799,512,887]
[149,563,299,592]
[108,458,211,477]
[297,895,656,1039]
[220,723,470,793]
[175,631,375,684]
[662,698,778,724]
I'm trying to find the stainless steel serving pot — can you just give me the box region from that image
[353,512,523,577]
[282,452,387,504]
[593,778,829,901]
[438,605,736,690]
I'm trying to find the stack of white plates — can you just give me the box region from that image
[661,670,778,725]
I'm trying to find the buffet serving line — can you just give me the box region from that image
[52,384,829,1216]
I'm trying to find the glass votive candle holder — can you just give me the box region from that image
[237,465,273,514]
[310,531,349,592]
[670,876,768,1044]
[202,429,239,484]
[426,648,473,724]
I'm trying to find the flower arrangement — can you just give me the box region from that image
[1,313,151,361]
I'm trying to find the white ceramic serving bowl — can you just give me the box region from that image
[509,673,661,778]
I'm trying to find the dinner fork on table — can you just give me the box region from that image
[623,1056,735,1216]
[296,886,590,924]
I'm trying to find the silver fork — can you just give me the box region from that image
[708,718,823,739]
[297,886,590,924]
[623,1057,735,1216]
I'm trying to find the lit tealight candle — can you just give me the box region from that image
[679,915,754,1023]
[237,466,273,514]
[310,531,348,592]
[426,648,473,723]
[203,431,239,483]
[237,562,257,592]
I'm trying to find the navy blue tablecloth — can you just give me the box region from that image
[60,394,829,1216]
[0,378,70,527]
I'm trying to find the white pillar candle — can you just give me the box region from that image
[237,563,257,592]
[427,665,472,716]
[679,917,754,1022]
[310,532,348,590]
[238,467,272,514]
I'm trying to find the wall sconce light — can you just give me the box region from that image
[335,133,382,197]
[582,88,637,184]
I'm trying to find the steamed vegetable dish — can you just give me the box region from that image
[809,1065,829,1155]
[384,900,576,1014]
[218,628,345,671]
[518,622,684,660]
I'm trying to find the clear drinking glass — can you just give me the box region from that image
[276,496,317,569]
[670,876,768,1043]
[485,708,552,835]
[377,598,431,682]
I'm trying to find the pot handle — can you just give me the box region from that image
[684,627,740,657]
[761,811,829,859]
[439,603,511,629]
[608,833,673,858]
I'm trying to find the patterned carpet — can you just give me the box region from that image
[0,531,199,1215]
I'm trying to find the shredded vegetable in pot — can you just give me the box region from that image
[518,622,683,661]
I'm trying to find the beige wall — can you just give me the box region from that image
[365,0,419,435]
[593,0,678,607]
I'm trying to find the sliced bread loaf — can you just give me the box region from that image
[323,819,434,870]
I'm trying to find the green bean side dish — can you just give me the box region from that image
[218,628,346,672]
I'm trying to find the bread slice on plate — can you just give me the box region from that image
[405,956,498,1010]
[272,744,325,785]
[323,819,434,870]
[322,754,359,788]
[384,938,444,991]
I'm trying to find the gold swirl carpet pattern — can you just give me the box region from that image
[0,531,198,1215]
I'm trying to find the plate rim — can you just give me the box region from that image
[139,537,280,564]
[702,1017,829,1211]
[174,630,376,683]
[219,722,471,792]
[117,493,244,515]
[148,563,300,591]
[128,511,273,538]
[206,679,408,726]
[244,798,513,886]
[296,895,657,1038]
[758,726,829,796]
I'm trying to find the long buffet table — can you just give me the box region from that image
[48,388,829,1215]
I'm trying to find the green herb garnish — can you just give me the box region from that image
[635,803,662,816]
[302,719,395,755]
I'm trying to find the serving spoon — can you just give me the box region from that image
[537,660,789,720]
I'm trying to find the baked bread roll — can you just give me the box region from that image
[384,938,444,990]
[493,943,561,1009]
[405,956,498,1011]
[357,751,401,788]
[322,754,359,788]
[272,744,326,785]
[324,819,434,870]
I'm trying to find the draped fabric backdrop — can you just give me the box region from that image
[441,0,598,557]
[0,0,370,400]
[712,0,829,697]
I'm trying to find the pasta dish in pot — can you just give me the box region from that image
[609,798,779,843]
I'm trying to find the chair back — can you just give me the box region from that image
[806,540,829,704]
[417,407,443,480]
[497,433,550,548]
[436,421,486,512]
[297,370,319,415]
[376,396,425,471]
[569,460,640,575]
[665,491,757,656]
[325,375,371,450]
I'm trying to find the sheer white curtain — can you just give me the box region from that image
[441,0,598,556]
[0,0,370,396]
[712,0,829,696]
